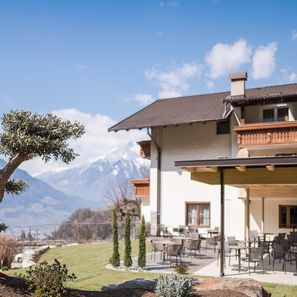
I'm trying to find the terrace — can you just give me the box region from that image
[142,232,297,286]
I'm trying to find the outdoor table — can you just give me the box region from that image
[207,229,219,237]
[288,249,297,273]
[172,236,192,254]
[229,245,248,273]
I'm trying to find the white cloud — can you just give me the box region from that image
[145,62,203,98]
[291,30,297,40]
[20,109,146,175]
[252,42,277,80]
[205,39,252,79]
[132,93,154,105]
[206,81,215,89]
[281,67,297,83]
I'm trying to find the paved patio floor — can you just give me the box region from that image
[144,239,297,285]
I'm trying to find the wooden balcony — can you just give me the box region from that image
[234,121,297,148]
[137,140,151,159]
[130,179,150,198]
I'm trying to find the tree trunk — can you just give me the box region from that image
[0,153,26,202]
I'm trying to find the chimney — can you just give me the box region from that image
[229,72,247,97]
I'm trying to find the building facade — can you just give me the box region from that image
[110,72,297,241]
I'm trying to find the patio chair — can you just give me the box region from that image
[184,239,201,258]
[249,230,259,243]
[290,232,297,244]
[258,240,271,265]
[217,241,236,266]
[248,247,264,275]
[151,241,164,261]
[164,244,183,266]
[189,232,200,240]
[206,235,220,251]
[227,236,238,246]
[159,225,169,237]
[278,233,286,241]
[272,244,289,273]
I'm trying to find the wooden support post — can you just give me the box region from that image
[245,188,250,241]
[220,168,225,277]
[261,197,265,233]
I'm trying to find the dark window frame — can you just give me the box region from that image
[216,119,230,135]
[262,107,289,123]
[279,205,297,228]
[185,202,211,227]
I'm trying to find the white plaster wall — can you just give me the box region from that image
[149,121,245,239]
[141,198,150,223]
[250,198,297,235]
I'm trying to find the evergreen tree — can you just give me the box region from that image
[124,212,132,267]
[138,215,146,268]
[109,209,120,267]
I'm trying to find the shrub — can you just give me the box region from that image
[155,274,192,297]
[124,212,132,267]
[138,215,146,268]
[136,222,151,238]
[0,235,18,269]
[20,259,76,297]
[173,263,189,275]
[109,208,120,267]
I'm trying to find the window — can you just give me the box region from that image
[263,109,275,122]
[186,203,210,227]
[262,107,289,122]
[216,119,230,134]
[279,205,297,228]
[277,108,289,121]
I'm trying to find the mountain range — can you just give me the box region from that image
[0,144,150,232]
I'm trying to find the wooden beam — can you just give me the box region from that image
[191,167,297,185]
[236,166,246,172]
[266,165,275,171]
[195,167,218,173]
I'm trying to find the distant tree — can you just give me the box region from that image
[20,230,26,241]
[124,212,132,267]
[109,209,120,267]
[27,229,33,242]
[0,223,8,233]
[138,215,146,269]
[0,110,84,202]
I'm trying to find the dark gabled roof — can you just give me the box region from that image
[109,92,230,132]
[225,83,297,105]
[109,83,297,132]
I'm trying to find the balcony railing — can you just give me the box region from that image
[234,121,297,148]
[130,179,150,198]
[137,140,151,159]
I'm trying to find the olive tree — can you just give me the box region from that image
[0,110,85,202]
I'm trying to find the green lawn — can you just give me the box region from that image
[8,241,297,296]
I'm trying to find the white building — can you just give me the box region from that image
[110,72,297,273]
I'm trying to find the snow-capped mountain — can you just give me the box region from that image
[0,159,88,229]
[38,143,150,207]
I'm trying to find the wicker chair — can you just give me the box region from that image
[151,241,164,261]
[164,244,183,266]
[272,244,289,273]
[184,239,201,258]
[206,235,220,251]
[248,247,264,275]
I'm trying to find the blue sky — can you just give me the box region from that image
[1,0,297,173]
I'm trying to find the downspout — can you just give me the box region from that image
[147,128,162,236]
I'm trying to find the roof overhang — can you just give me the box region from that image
[224,93,297,106]
[175,156,297,186]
